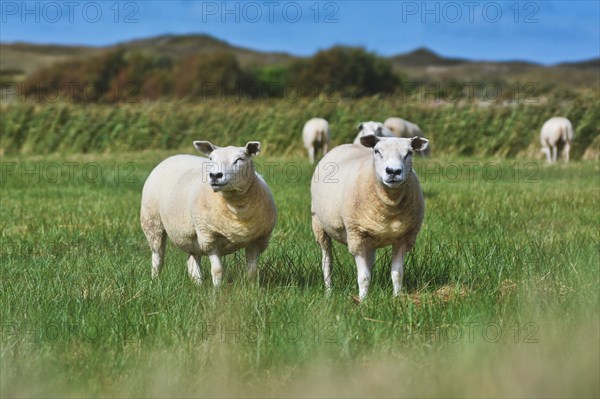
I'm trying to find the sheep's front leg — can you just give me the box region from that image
[391,244,405,296]
[187,255,202,286]
[551,145,558,163]
[208,253,224,287]
[353,246,376,301]
[245,244,260,281]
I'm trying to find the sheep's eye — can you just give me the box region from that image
[234,158,244,165]
[374,149,381,156]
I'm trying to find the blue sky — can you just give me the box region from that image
[1,0,598,64]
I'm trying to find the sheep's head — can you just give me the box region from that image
[355,121,393,142]
[193,141,261,192]
[360,135,429,189]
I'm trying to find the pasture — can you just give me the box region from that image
[1,144,598,396]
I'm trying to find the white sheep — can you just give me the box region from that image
[353,121,394,144]
[302,118,330,164]
[540,117,574,163]
[140,141,277,286]
[384,117,431,156]
[311,134,429,300]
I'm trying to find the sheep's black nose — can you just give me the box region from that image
[209,172,223,180]
[386,167,402,176]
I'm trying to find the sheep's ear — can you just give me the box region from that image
[360,134,380,148]
[411,137,429,152]
[245,141,261,156]
[356,123,364,132]
[193,141,217,156]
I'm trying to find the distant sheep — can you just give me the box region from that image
[384,117,431,156]
[353,121,394,144]
[311,135,429,300]
[140,141,277,286]
[540,117,574,163]
[302,118,330,164]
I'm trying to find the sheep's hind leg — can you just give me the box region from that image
[541,147,551,163]
[141,212,167,279]
[187,255,202,285]
[563,141,571,163]
[312,216,333,291]
[308,146,315,164]
[151,233,167,279]
[321,239,333,292]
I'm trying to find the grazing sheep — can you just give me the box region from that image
[540,117,574,163]
[353,121,394,144]
[302,118,330,164]
[311,135,429,300]
[384,117,431,156]
[140,141,277,286]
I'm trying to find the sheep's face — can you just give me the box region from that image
[193,141,261,192]
[360,135,429,189]
[355,121,393,141]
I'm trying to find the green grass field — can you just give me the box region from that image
[1,149,598,397]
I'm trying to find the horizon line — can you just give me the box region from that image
[1,33,599,68]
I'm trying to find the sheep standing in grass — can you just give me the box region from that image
[140,141,277,286]
[540,117,574,163]
[353,121,394,144]
[384,117,431,156]
[311,134,429,300]
[302,118,330,164]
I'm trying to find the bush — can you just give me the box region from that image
[174,52,248,99]
[290,46,400,97]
